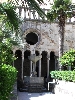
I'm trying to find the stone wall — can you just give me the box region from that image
[20,21,75,56]
[12,21,75,79]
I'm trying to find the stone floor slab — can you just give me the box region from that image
[18,91,75,100]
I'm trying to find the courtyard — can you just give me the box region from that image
[18,91,75,100]
[1,0,75,100]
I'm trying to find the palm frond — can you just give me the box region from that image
[25,0,47,19]
[0,2,21,31]
[47,0,74,21]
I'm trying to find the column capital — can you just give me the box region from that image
[47,55,50,60]
[13,50,16,54]
[39,51,42,55]
[22,51,24,60]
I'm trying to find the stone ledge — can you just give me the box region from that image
[55,80,75,97]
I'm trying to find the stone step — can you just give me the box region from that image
[19,86,48,92]
[19,88,28,92]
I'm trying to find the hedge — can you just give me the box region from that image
[0,64,17,100]
[50,70,75,82]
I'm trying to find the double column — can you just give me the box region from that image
[22,50,24,80]
[47,54,50,78]
[39,53,41,77]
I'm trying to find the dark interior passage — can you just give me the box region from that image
[14,50,22,89]
[41,51,47,77]
[23,50,31,76]
[49,51,55,71]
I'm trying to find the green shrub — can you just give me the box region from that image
[50,70,75,82]
[0,64,17,100]
[0,43,16,66]
[59,49,75,68]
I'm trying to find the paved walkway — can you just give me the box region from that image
[18,91,75,100]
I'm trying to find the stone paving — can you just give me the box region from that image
[18,91,75,100]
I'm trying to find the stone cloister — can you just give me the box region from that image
[10,1,75,92]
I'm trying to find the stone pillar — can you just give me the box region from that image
[56,56,59,70]
[55,56,59,70]
[30,60,32,75]
[68,66,71,70]
[13,50,15,67]
[55,56,56,70]
[19,7,22,17]
[39,54,41,77]
[47,55,50,78]
[22,51,24,80]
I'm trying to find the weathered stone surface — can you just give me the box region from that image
[10,82,18,100]
[14,21,75,57]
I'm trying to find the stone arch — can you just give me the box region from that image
[15,50,22,58]
[41,51,47,77]
[35,50,39,56]
[49,51,55,71]
[23,50,31,76]
[35,50,39,77]
[23,28,41,46]
[14,50,22,89]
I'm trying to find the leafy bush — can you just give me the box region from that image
[0,64,17,100]
[59,49,75,68]
[50,70,75,82]
[0,43,16,66]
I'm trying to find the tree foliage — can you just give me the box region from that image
[8,0,47,19]
[0,2,22,66]
[59,49,75,67]
[0,64,17,100]
[46,0,75,70]
[0,2,21,31]
[47,0,73,22]
[0,2,20,99]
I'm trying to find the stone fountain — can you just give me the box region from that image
[28,54,42,76]
[24,54,44,92]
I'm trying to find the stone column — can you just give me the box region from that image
[47,55,50,78]
[30,60,32,75]
[19,7,22,17]
[68,66,71,70]
[13,50,15,67]
[22,51,24,80]
[56,56,59,70]
[55,56,56,70]
[55,56,59,70]
[39,53,41,77]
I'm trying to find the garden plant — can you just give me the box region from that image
[50,49,75,82]
[0,1,21,100]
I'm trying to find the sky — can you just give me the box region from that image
[0,0,75,21]
[40,0,75,9]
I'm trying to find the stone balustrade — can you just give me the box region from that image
[16,6,75,23]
